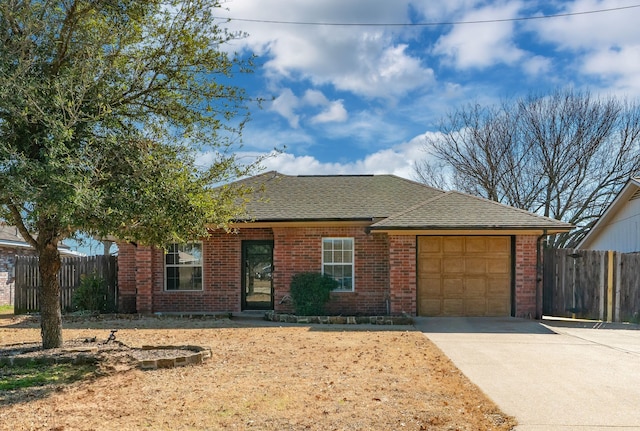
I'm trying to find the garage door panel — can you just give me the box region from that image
[421,258,442,274]
[488,277,510,294]
[418,236,512,317]
[465,298,487,315]
[420,299,443,316]
[488,237,510,253]
[443,257,464,274]
[419,237,442,253]
[443,299,464,315]
[443,237,464,253]
[488,259,509,274]
[465,278,486,296]
[443,278,464,295]
[487,298,510,315]
[465,237,487,253]
[465,258,486,274]
[420,277,442,295]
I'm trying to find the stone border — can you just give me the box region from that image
[0,343,212,371]
[264,311,413,325]
[137,345,212,370]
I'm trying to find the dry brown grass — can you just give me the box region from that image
[0,311,515,431]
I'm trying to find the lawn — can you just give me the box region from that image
[0,311,515,430]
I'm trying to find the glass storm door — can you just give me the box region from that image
[242,241,274,310]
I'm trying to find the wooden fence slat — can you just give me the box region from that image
[544,249,640,323]
[14,255,118,314]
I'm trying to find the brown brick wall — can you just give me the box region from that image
[119,227,390,315]
[514,235,538,318]
[388,235,417,315]
[272,227,389,315]
[150,228,273,313]
[117,242,137,313]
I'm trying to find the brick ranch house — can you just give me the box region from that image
[117,172,572,318]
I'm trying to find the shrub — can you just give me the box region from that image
[290,272,339,316]
[72,273,113,313]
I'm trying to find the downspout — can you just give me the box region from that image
[536,230,548,320]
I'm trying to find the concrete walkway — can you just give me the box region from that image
[414,317,640,430]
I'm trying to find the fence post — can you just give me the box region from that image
[599,252,605,321]
[615,253,622,323]
[607,250,614,323]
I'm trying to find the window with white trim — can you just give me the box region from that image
[165,242,203,291]
[322,238,354,291]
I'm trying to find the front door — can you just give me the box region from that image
[242,241,274,310]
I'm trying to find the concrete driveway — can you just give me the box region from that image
[414,317,640,431]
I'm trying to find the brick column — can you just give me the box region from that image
[116,242,137,313]
[135,246,154,314]
[388,235,416,315]
[514,235,537,318]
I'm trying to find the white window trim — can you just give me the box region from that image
[321,237,354,292]
[164,241,204,291]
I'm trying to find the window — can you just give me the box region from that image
[165,242,203,291]
[322,238,354,291]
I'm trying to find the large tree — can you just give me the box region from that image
[415,88,640,246]
[0,1,257,348]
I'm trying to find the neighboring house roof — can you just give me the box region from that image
[235,171,573,233]
[0,225,84,256]
[577,177,640,250]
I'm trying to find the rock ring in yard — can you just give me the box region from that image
[0,339,212,371]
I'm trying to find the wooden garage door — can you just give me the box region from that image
[417,236,512,317]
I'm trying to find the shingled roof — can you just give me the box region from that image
[238,171,443,221]
[370,191,574,231]
[236,171,573,232]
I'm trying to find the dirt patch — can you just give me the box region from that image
[0,313,516,430]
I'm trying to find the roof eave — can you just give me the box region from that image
[370,225,574,234]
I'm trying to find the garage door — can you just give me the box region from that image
[417,236,512,316]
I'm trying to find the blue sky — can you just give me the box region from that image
[67,0,640,254]
[205,0,640,179]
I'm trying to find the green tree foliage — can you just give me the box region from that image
[415,88,640,246]
[0,1,259,348]
[290,272,339,316]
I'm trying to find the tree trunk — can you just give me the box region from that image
[38,241,63,349]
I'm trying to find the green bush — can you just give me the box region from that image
[290,272,339,316]
[72,273,113,313]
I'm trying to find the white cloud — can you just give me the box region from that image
[530,0,640,51]
[522,55,552,76]
[433,1,526,69]
[582,45,640,96]
[270,88,348,127]
[302,89,329,106]
[270,89,300,128]
[248,130,440,180]
[216,0,436,99]
[310,101,348,124]
[527,0,640,96]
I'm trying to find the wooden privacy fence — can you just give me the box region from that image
[14,255,118,314]
[543,249,640,322]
